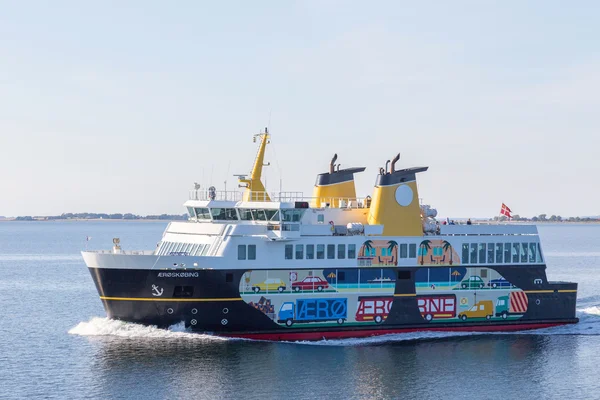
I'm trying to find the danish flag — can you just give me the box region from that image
[500,203,512,218]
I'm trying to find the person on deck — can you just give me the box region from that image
[467,218,472,225]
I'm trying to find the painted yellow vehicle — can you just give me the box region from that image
[251,278,287,293]
[458,300,494,320]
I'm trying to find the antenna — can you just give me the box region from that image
[224,160,231,193]
[267,109,272,133]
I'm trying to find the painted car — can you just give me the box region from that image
[487,278,514,289]
[355,296,393,323]
[458,300,494,320]
[460,276,485,289]
[417,295,457,321]
[495,292,528,318]
[291,276,330,292]
[278,298,347,326]
[251,278,286,293]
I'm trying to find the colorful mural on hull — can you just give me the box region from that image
[357,240,399,266]
[239,268,397,328]
[415,266,528,323]
[239,266,528,328]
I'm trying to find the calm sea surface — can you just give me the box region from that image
[0,221,598,400]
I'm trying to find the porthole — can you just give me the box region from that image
[167,308,174,314]
[535,299,541,306]
[191,308,198,314]
[190,319,197,325]
[222,308,229,314]
[221,319,228,325]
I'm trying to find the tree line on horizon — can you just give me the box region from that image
[14,212,188,221]
[493,214,600,222]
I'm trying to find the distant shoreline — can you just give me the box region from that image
[1,218,599,224]
[0,218,179,222]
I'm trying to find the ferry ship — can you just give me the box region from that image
[82,129,578,341]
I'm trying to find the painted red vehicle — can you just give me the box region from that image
[292,276,330,292]
[417,294,457,321]
[355,296,394,323]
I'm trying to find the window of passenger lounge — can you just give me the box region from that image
[461,241,543,264]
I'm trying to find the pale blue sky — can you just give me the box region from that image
[1,1,598,218]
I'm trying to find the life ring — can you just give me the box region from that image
[329,221,335,232]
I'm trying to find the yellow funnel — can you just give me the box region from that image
[312,154,365,208]
[367,160,428,236]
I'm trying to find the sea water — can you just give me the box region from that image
[0,221,598,400]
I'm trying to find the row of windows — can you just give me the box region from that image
[239,209,279,221]
[237,245,257,260]
[284,244,357,260]
[461,242,543,264]
[156,241,210,256]
[189,207,306,222]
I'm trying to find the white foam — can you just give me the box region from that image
[579,306,600,316]
[68,317,228,341]
[69,307,600,345]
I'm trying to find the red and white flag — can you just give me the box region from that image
[500,203,512,218]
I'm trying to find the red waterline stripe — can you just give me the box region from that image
[222,322,572,341]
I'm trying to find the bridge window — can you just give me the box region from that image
[248,245,256,260]
[317,244,325,259]
[317,214,324,223]
[251,209,267,221]
[306,245,315,259]
[285,245,293,260]
[327,244,335,259]
[194,208,211,220]
[211,208,238,221]
[295,244,304,259]
[265,209,279,221]
[338,244,346,259]
[238,209,253,220]
[348,244,356,259]
[187,207,195,218]
[237,245,247,260]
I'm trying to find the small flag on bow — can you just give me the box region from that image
[500,203,512,218]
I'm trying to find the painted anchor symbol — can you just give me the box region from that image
[152,284,164,297]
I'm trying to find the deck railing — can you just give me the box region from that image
[188,190,371,208]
